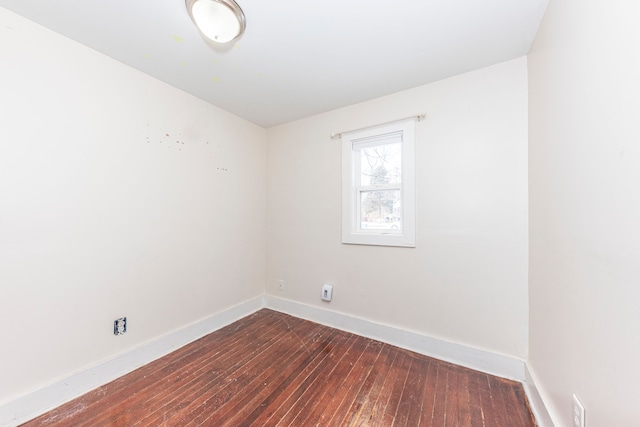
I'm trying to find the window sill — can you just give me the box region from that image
[342,232,415,248]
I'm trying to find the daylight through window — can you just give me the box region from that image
[341,119,415,247]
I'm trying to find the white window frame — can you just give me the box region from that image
[341,119,416,247]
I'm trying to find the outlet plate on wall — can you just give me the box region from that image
[114,317,127,336]
[321,284,333,301]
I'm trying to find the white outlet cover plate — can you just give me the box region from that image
[321,284,333,301]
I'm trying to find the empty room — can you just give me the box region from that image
[1,0,638,426]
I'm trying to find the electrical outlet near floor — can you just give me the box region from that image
[114,317,127,336]
[277,279,285,292]
[573,394,585,427]
[321,283,333,301]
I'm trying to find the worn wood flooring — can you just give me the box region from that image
[22,309,536,426]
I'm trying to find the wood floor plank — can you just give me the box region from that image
[21,310,537,427]
[318,340,383,426]
[187,330,305,425]
[279,332,369,426]
[486,375,511,427]
[26,311,274,427]
[417,356,438,427]
[402,355,430,427]
[160,319,301,426]
[476,370,497,427]
[241,330,345,427]
[337,344,395,426]
[360,350,406,426]
[378,349,413,425]
[508,378,537,426]
[430,361,448,425]
[443,364,460,426]
[191,319,326,426]
[456,366,472,426]
[124,314,290,427]
[353,346,401,426]
[90,313,287,427]
[215,326,334,427]
[246,330,351,426]
[466,368,485,427]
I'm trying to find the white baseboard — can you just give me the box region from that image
[0,296,264,427]
[263,295,526,381]
[265,297,557,424]
[523,364,556,427]
[2,295,552,427]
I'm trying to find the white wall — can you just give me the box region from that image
[528,1,640,425]
[266,58,529,360]
[0,8,266,405]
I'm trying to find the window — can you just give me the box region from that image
[341,119,415,247]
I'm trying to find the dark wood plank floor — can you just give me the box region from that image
[22,309,537,426]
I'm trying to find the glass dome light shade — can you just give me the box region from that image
[186,0,246,44]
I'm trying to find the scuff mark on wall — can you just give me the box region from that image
[144,123,231,171]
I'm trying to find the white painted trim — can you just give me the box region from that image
[263,295,525,381]
[341,119,416,248]
[0,296,264,427]
[3,295,548,427]
[524,364,556,427]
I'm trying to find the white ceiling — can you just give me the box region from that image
[0,0,549,128]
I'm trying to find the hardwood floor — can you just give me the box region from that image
[22,309,536,426]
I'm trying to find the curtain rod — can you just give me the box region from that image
[330,113,426,139]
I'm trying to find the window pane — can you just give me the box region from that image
[359,190,402,231]
[359,143,401,186]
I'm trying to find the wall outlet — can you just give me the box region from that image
[277,279,285,292]
[321,283,333,301]
[114,317,127,336]
[572,394,585,427]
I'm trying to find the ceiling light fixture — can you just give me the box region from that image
[185,0,246,44]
